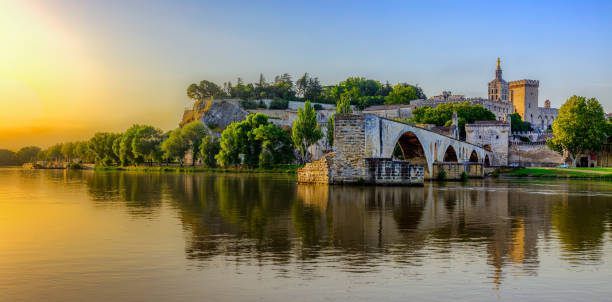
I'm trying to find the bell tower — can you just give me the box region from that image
[488,57,509,102]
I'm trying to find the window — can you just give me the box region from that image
[496,135,499,139]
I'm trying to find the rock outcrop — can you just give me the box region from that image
[198,99,249,130]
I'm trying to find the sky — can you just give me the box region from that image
[1,0,611,149]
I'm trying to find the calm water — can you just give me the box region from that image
[1,168,612,301]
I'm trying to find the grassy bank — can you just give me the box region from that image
[502,167,612,180]
[93,164,302,174]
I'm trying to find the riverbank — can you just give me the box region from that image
[501,167,612,180]
[93,164,302,174]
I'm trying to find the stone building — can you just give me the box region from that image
[508,80,558,129]
[425,58,560,130]
[465,120,511,165]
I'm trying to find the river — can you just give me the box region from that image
[1,168,611,301]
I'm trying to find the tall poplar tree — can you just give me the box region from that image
[292,101,323,162]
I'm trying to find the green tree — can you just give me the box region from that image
[181,121,208,165]
[326,114,334,147]
[111,135,123,164]
[292,101,323,162]
[132,125,163,165]
[119,125,141,166]
[74,141,93,163]
[509,112,532,132]
[161,128,189,166]
[253,124,294,165]
[384,83,424,105]
[61,142,76,162]
[200,135,220,168]
[44,143,64,161]
[89,132,120,165]
[409,102,495,137]
[336,95,352,114]
[546,96,608,166]
[0,149,18,166]
[187,80,226,101]
[16,146,41,163]
[216,113,270,167]
[216,113,293,168]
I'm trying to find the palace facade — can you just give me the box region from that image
[429,58,559,130]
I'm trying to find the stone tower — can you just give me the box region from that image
[488,58,509,101]
[509,79,539,124]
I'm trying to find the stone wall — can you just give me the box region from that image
[508,142,564,167]
[366,158,424,185]
[330,114,368,184]
[465,121,510,166]
[297,153,333,184]
[432,162,484,180]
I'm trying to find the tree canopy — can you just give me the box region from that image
[187,80,226,101]
[292,101,323,161]
[546,95,608,166]
[384,83,426,105]
[409,102,496,137]
[509,112,532,132]
[216,113,294,168]
[189,74,425,109]
[16,146,41,163]
[0,149,19,166]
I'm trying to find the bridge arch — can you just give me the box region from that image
[468,150,479,162]
[391,130,431,177]
[443,145,459,162]
[484,155,491,167]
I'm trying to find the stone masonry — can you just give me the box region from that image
[297,113,494,184]
[297,153,333,184]
[329,114,367,184]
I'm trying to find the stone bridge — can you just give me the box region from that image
[299,113,497,184]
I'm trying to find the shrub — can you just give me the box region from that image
[68,163,83,169]
[516,135,530,142]
[240,100,258,109]
[460,171,468,181]
[257,100,267,109]
[258,151,273,169]
[313,104,323,110]
[269,98,289,110]
[437,170,447,180]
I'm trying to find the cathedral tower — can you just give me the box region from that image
[488,58,509,101]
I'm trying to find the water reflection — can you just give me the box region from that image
[80,171,612,284]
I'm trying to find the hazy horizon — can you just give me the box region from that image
[2,0,611,149]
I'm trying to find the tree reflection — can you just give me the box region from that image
[85,171,162,215]
[552,197,612,263]
[81,172,612,285]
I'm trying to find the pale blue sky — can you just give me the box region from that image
[1,0,611,147]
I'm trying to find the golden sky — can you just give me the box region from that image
[0,1,184,149]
